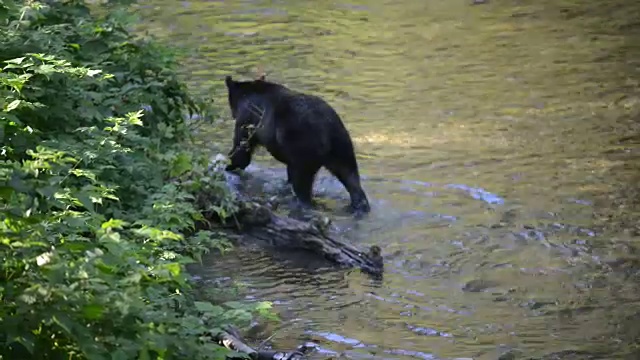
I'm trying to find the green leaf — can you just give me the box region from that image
[61,242,92,252]
[1,111,23,125]
[223,301,246,310]
[111,349,129,360]
[70,169,97,181]
[194,301,224,316]
[138,348,151,360]
[255,302,279,321]
[194,301,217,312]
[169,152,192,177]
[95,262,116,275]
[51,314,75,336]
[255,301,273,311]
[4,57,26,65]
[82,304,105,320]
[0,186,13,199]
[163,262,181,277]
[36,185,57,198]
[5,99,21,112]
[101,218,128,230]
[35,64,56,77]
[222,309,253,326]
[64,216,90,229]
[76,192,94,212]
[11,333,36,354]
[9,173,29,193]
[87,69,102,77]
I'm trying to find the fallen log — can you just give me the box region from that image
[203,197,384,277]
[237,200,384,276]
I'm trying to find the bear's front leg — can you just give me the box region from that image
[225,146,253,172]
[286,166,293,184]
[288,164,320,209]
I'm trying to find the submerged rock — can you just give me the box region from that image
[462,279,500,292]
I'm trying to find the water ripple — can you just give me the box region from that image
[139,0,640,358]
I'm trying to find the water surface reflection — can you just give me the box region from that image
[136,0,640,358]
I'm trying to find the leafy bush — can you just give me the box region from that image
[1,1,272,359]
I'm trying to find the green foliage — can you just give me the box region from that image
[0,1,272,359]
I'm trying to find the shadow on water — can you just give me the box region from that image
[135,0,640,358]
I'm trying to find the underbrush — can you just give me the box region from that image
[0,1,272,359]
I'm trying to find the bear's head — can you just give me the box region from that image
[224,75,267,119]
[224,75,274,171]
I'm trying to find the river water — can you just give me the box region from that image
[134,1,640,358]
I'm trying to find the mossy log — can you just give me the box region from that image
[209,199,384,277]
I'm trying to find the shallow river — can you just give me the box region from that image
[135,1,640,358]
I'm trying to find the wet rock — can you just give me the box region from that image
[553,305,598,319]
[520,299,556,311]
[491,262,513,269]
[500,208,519,222]
[493,287,518,302]
[577,227,596,237]
[490,222,507,229]
[498,349,523,360]
[407,325,451,337]
[473,235,490,245]
[462,279,500,292]
[485,244,502,252]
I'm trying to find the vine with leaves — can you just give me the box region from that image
[0,1,277,359]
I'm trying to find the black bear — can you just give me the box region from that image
[223,75,371,215]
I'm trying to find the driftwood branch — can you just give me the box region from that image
[210,325,312,360]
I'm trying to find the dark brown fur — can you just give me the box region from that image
[224,75,370,214]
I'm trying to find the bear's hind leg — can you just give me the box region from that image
[325,162,371,215]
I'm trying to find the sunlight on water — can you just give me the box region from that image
[135,0,640,358]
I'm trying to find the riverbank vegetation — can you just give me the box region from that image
[0,0,274,358]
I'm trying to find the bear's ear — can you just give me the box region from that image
[225,75,234,88]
